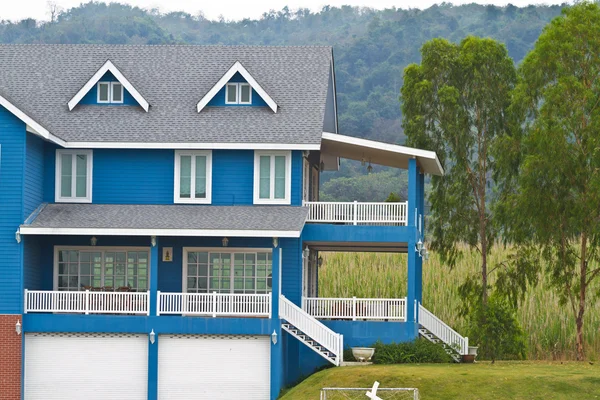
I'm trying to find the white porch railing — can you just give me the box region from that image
[280,295,343,366]
[303,297,407,321]
[304,201,408,225]
[419,303,469,355]
[24,289,150,315]
[157,292,271,317]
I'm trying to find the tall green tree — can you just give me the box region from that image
[495,2,600,360]
[401,36,517,306]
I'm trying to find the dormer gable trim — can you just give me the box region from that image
[196,61,278,113]
[67,60,150,112]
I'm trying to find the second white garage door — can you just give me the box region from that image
[158,334,271,400]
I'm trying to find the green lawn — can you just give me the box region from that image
[280,362,600,399]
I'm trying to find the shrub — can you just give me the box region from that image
[372,339,453,364]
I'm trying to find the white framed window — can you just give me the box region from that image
[55,149,93,203]
[97,82,124,104]
[174,150,212,204]
[54,247,150,291]
[254,151,291,204]
[183,248,272,294]
[225,82,252,105]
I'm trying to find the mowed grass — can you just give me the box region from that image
[280,362,600,400]
[318,249,600,360]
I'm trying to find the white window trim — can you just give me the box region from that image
[111,82,124,104]
[97,82,110,104]
[174,150,212,204]
[225,82,252,105]
[182,247,272,294]
[225,83,238,105]
[239,83,252,104]
[55,149,93,203]
[53,246,150,291]
[253,150,292,205]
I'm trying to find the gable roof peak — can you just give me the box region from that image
[196,60,278,113]
[67,59,150,112]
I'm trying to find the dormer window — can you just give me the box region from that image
[97,82,124,104]
[225,83,252,105]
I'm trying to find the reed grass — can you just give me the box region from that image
[318,248,600,360]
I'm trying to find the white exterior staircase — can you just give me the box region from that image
[279,295,343,366]
[418,303,469,363]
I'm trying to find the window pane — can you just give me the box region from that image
[195,155,206,198]
[60,154,72,197]
[240,84,251,103]
[259,156,270,199]
[98,83,109,101]
[179,155,192,198]
[227,84,237,103]
[75,154,87,198]
[112,83,123,102]
[274,156,286,199]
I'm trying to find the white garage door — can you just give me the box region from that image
[158,335,270,400]
[25,333,148,400]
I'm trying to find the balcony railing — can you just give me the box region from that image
[304,201,408,225]
[302,297,407,321]
[24,289,150,315]
[157,292,271,318]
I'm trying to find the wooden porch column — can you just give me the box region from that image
[407,158,419,325]
[270,242,283,400]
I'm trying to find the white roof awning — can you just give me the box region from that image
[321,132,443,176]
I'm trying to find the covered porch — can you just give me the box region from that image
[18,203,308,321]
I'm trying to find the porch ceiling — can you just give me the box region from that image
[305,241,409,253]
[19,203,308,238]
[320,132,444,176]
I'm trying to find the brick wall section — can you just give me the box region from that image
[0,315,22,400]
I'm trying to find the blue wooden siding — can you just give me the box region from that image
[23,134,45,218]
[280,237,303,305]
[206,72,268,107]
[23,236,42,291]
[43,147,304,206]
[79,71,139,106]
[0,105,26,313]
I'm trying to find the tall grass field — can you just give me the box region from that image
[319,248,600,360]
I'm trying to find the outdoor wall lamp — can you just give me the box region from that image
[273,237,279,248]
[90,236,98,246]
[15,320,21,335]
[320,160,325,172]
[271,330,278,345]
[318,255,324,267]
[149,329,155,344]
[416,239,423,252]
[151,236,157,247]
[302,248,310,259]
[222,237,229,247]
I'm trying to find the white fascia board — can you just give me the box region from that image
[321,131,444,175]
[197,61,278,113]
[63,141,320,150]
[0,94,68,146]
[19,226,301,238]
[67,60,150,112]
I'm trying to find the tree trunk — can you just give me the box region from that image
[576,233,587,361]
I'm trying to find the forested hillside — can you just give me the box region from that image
[0,2,564,199]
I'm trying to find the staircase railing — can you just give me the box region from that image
[418,303,468,355]
[280,295,343,366]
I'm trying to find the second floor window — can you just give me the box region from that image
[97,82,124,104]
[254,151,291,204]
[225,82,252,104]
[55,149,93,203]
[174,150,212,204]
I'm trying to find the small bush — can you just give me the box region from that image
[372,339,454,364]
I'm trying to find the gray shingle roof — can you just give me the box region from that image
[0,44,332,145]
[22,204,308,237]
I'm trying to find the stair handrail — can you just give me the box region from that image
[418,303,469,355]
[280,295,343,364]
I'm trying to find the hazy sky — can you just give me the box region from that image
[1,0,568,22]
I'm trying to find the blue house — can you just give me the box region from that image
[0,44,467,400]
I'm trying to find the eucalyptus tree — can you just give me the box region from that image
[401,36,517,306]
[495,2,600,360]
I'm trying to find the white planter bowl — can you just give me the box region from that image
[351,347,375,362]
